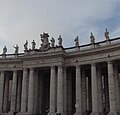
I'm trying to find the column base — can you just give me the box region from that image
[8,111,18,115]
[0,113,10,115]
[17,112,38,115]
[108,112,120,115]
[90,112,103,115]
[56,113,64,115]
[48,112,56,115]
[74,112,82,115]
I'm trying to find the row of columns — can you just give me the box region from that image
[74,62,120,115]
[0,61,119,115]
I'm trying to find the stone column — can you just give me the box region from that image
[21,68,28,112]
[114,65,120,112]
[28,68,34,112]
[38,74,44,114]
[34,71,38,112]
[75,65,82,115]
[10,70,18,112]
[97,67,103,113]
[49,66,56,115]
[57,65,64,114]
[67,69,72,115]
[3,74,9,112]
[91,63,99,115]
[0,71,5,112]
[16,72,22,112]
[107,61,117,115]
[81,69,87,113]
[63,67,67,115]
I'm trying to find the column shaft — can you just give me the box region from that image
[97,68,103,112]
[49,66,56,114]
[114,66,120,112]
[10,70,18,112]
[63,67,67,115]
[57,66,64,114]
[91,63,98,113]
[21,68,28,112]
[3,75,9,112]
[16,72,22,112]
[107,62,116,113]
[75,65,82,115]
[81,69,87,112]
[0,71,5,112]
[28,68,34,112]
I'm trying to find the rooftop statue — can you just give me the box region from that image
[90,32,95,44]
[13,44,19,55]
[50,37,55,47]
[40,32,50,51]
[105,28,109,40]
[58,35,63,46]
[24,40,28,50]
[74,36,79,47]
[31,40,36,50]
[3,46,7,55]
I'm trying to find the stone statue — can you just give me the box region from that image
[58,35,63,46]
[3,46,7,55]
[13,44,19,55]
[50,37,55,47]
[40,32,50,51]
[74,36,79,47]
[24,40,28,50]
[31,40,36,50]
[105,28,109,40]
[90,33,95,44]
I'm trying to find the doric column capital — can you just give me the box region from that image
[51,66,56,69]
[108,61,112,64]
[23,68,28,71]
[30,68,34,71]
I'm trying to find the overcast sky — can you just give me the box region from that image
[0,0,120,53]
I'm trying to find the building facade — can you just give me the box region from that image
[0,33,120,115]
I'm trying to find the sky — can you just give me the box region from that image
[0,0,120,53]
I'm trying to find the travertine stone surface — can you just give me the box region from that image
[48,66,56,115]
[108,61,117,115]
[10,70,18,112]
[57,66,64,114]
[28,68,34,112]
[3,74,9,112]
[91,63,99,114]
[75,65,82,115]
[0,71,5,112]
[21,69,28,112]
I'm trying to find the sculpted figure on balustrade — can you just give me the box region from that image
[40,32,50,51]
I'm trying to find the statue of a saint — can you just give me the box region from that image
[58,35,63,46]
[24,40,28,50]
[3,46,7,55]
[74,36,79,47]
[31,40,36,50]
[90,33,95,44]
[105,28,109,40]
[50,37,55,47]
[13,44,19,55]
[40,32,50,51]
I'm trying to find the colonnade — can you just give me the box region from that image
[0,61,119,115]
